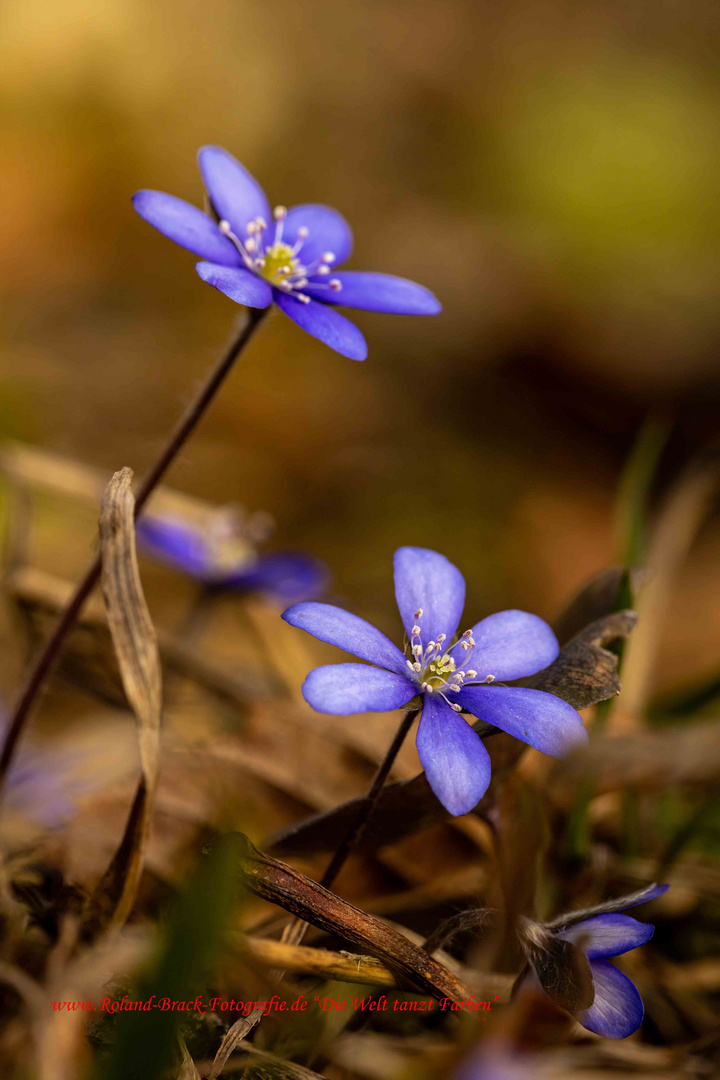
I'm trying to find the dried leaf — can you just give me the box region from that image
[269,611,636,859]
[212,1041,327,1079]
[616,463,719,726]
[518,919,594,1011]
[84,468,162,935]
[208,1011,263,1080]
[225,833,467,1003]
[177,1036,202,1080]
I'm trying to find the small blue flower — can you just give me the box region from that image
[519,884,669,1039]
[136,505,328,605]
[132,146,441,360]
[282,546,587,816]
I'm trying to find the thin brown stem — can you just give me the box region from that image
[282,707,418,948]
[0,306,268,796]
[320,708,419,889]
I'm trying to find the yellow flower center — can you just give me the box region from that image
[423,654,456,690]
[257,242,298,285]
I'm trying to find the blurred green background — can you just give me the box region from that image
[2,0,720,696]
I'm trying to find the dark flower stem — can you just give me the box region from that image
[319,707,419,890]
[281,707,419,949]
[0,306,268,796]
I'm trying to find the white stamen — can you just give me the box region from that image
[415,608,424,619]
[317,265,331,275]
[273,205,287,220]
[406,660,415,671]
[422,682,433,693]
[245,238,256,253]
[329,279,342,291]
[296,293,311,304]
[219,219,232,235]
[466,670,477,679]
[411,626,421,637]
[437,634,446,645]
[412,662,421,672]
[449,702,462,713]
[485,674,495,683]
[297,226,309,239]
[321,251,335,263]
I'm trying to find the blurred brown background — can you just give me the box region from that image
[2,0,720,697]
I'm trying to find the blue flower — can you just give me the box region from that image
[282,546,587,816]
[136,505,328,605]
[519,884,669,1039]
[132,146,441,360]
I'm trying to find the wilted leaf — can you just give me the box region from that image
[84,468,162,936]
[224,833,467,1003]
[517,919,594,1011]
[208,1012,263,1080]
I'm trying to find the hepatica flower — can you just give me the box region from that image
[132,146,441,360]
[282,546,587,815]
[517,883,669,1039]
[136,505,328,605]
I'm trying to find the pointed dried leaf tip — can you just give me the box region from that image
[85,468,162,935]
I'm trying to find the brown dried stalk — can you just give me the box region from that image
[226,834,468,1003]
[83,468,162,937]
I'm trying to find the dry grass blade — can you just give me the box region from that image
[228,834,467,1002]
[208,1041,326,1079]
[208,1011,264,1079]
[270,611,636,858]
[84,467,162,936]
[177,1035,202,1080]
[615,463,719,728]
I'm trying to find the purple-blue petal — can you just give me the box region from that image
[576,960,644,1038]
[196,262,273,308]
[454,685,587,758]
[309,271,441,315]
[393,546,466,647]
[416,694,491,816]
[468,610,559,681]
[281,602,409,674]
[197,146,271,235]
[275,292,367,360]
[558,914,655,959]
[136,516,213,579]
[227,551,328,603]
[302,663,417,715]
[283,204,353,269]
[132,190,242,266]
